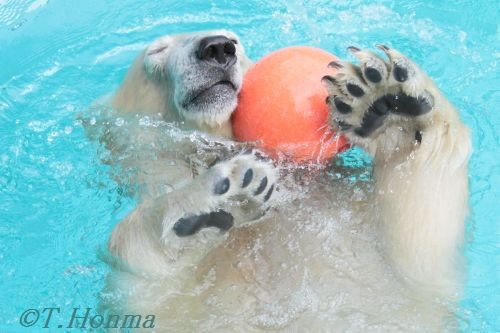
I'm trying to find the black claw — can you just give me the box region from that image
[328,61,343,69]
[376,44,390,51]
[263,184,274,202]
[243,148,254,155]
[347,46,361,53]
[347,83,364,97]
[253,151,271,161]
[322,75,337,84]
[173,210,234,237]
[214,178,230,195]
[336,120,352,130]
[393,65,408,82]
[254,176,268,195]
[242,169,253,188]
[333,97,352,114]
[364,67,382,83]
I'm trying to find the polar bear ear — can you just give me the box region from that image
[144,36,173,76]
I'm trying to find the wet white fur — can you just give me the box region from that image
[324,47,471,294]
[88,31,471,332]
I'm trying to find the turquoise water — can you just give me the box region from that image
[0,0,498,331]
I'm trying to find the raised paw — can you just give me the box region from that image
[323,45,435,144]
[171,153,278,237]
[210,152,278,203]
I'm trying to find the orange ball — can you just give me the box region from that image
[232,46,349,163]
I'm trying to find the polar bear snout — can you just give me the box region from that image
[128,30,250,126]
[196,35,237,70]
[170,31,246,126]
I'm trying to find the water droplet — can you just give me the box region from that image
[47,131,59,142]
[115,117,124,127]
[139,116,151,126]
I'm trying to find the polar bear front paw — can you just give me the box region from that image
[209,152,278,203]
[323,45,435,144]
[173,153,278,237]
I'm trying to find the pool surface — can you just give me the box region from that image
[0,0,498,331]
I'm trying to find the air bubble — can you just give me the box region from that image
[139,116,151,126]
[115,117,125,127]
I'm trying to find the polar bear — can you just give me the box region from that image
[86,30,471,332]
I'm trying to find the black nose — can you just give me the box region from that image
[196,35,236,68]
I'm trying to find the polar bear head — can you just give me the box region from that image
[112,30,252,129]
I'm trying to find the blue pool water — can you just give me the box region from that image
[0,0,498,331]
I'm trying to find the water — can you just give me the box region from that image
[0,0,498,331]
